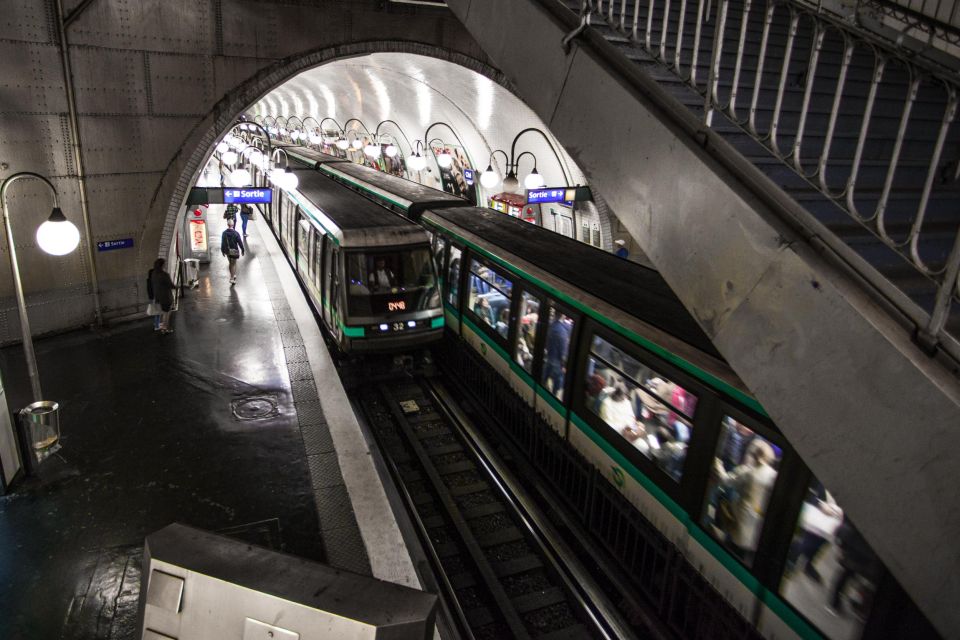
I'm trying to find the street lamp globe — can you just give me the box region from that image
[216,141,229,154]
[336,137,350,150]
[407,153,426,172]
[365,143,381,158]
[280,168,299,190]
[502,172,520,193]
[231,168,252,186]
[351,138,363,151]
[385,144,399,158]
[480,165,500,189]
[221,150,238,165]
[436,150,453,169]
[36,208,80,256]
[523,168,545,190]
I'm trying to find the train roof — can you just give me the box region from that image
[318,161,467,215]
[286,170,429,248]
[424,206,722,359]
[286,146,348,167]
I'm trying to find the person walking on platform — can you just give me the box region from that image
[150,258,176,334]
[221,218,245,285]
[145,264,162,331]
[240,203,252,237]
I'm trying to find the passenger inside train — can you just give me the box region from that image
[584,335,696,481]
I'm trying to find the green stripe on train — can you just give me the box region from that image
[424,219,766,418]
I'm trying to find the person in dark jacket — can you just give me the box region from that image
[146,266,161,331]
[829,516,881,617]
[221,219,245,285]
[150,258,176,334]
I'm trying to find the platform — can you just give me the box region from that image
[0,208,419,638]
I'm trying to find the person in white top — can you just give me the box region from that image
[369,257,396,291]
[713,439,778,562]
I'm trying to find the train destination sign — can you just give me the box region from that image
[525,186,592,205]
[187,187,273,205]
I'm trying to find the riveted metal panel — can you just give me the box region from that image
[68,0,216,56]
[1,0,55,44]
[148,52,211,115]
[0,42,69,115]
[70,46,148,115]
[213,56,270,100]
[0,115,72,178]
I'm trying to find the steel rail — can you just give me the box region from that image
[426,380,635,640]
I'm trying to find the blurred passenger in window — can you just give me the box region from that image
[542,311,573,397]
[712,438,778,563]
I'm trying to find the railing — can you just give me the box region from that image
[573,0,960,350]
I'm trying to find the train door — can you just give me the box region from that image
[321,236,334,329]
[507,284,541,407]
[329,247,343,342]
[444,243,463,334]
[296,215,310,276]
[534,299,579,437]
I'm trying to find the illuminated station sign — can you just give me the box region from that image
[525,186,592,205]
[187,187,273,205]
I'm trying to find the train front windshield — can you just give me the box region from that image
[345,247,440,316]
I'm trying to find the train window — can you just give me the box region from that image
[780,481,881,639]
[513,291,541,374]
[447,246,462,306]
[344,247,438,316]
[297,220,310,265]
[584,335,696,481]
[540,304,574,401]
[701,416,782,566]
[466,259,513,340]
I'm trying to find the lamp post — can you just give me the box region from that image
[0,173,81,403]
[479,127,568,194]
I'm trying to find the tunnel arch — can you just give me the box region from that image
[156,41,617,265]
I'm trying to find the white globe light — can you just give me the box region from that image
[236,142,249,153]
[309,133,322,145]
[246,149,263,165]
[216,141,229,154]
[279,128,288,137]
[336,138,349,150]
[524,169,545,190]
[269,167,285,185]
[385,144,398,158]
[36,210,80,256]
[231,168,251,186]
[407,153,426,171]
[291,130,301,141]
[480,166,500,189]
[365,143,381,158]
[280,170,299,190]
[436,151,453,169]
[221,150,238,165]
[351,138,363,150]
[503,173,520,193]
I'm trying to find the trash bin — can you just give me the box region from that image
[183,258,200,289]
[20,400,60,463]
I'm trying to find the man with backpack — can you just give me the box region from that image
[221,219,245,285]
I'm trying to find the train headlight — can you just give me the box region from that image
[407,320,416,328]
[379,323,388,331]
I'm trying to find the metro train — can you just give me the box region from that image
[254,142,934,640]
[258,158,445,352]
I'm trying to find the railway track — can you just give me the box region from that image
[358,376,634,640]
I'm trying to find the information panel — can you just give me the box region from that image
[525,186,592,205]
[187,187,272,205]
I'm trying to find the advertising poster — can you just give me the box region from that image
[430,142,476,203]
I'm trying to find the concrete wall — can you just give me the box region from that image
[443,0,960,636]
[0,0,487,341]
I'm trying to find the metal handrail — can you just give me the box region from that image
[580,0,960,348]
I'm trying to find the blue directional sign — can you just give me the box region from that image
[463,168,475,185]
[97,238,134,252]
[526,186,592,205]
[222,188,272,204]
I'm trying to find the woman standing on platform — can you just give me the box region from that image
[150,258,176,334]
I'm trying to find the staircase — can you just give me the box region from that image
[446,0,960,637]
[574,0,960,349]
